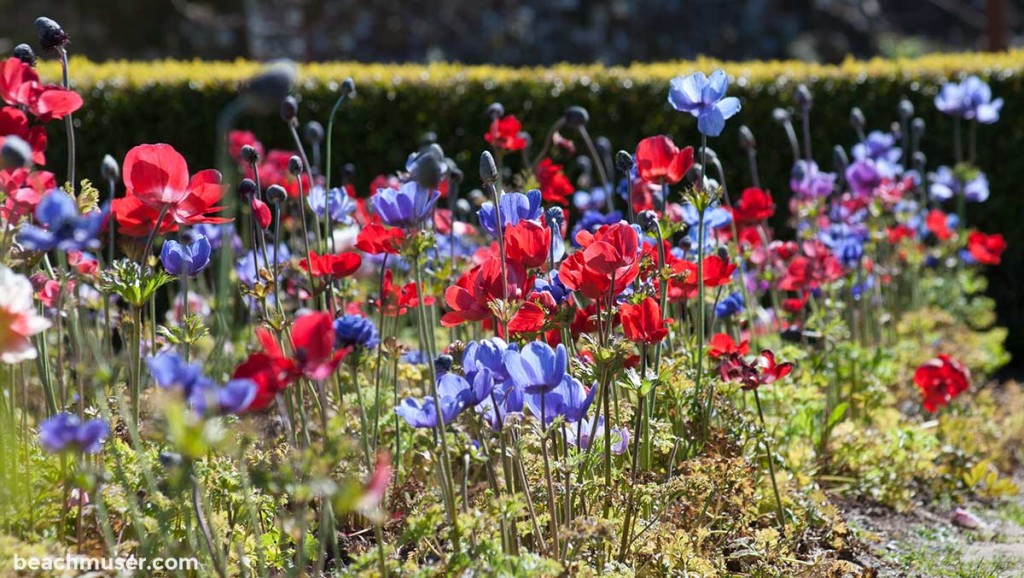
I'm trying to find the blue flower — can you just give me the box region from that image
[333,314,379,349]
[571,210,624,246]
[790,160,836,199]
[566,416,629,454]
[308,186,357,224]
[147,352,255,415]
[928,166,989,203]
[214,379,258,415]
[844,160,881,197]
[371,181,439,228]
[478,189,543,237]
[17,191,105,252]
[462,338,512,382]
[237,244,290,287]
[394,370,489,429]
[715,292,745,319]
[191,223,241,252]
[668,70,742,137]
[394,395,463,429]
[935,76,1003,123]
[524,374,596,425]
[504,342,567,394]
[161,235,211,277]
[534,272,570,305]
[38,413,109,454]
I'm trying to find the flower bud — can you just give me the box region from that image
[832,145,849,175]
[911,118,926,141]
[595,136,612,157]
[545,207,565,229]
[738,126,756,150]
[486,102,505,120]
[242,60,297,115]
[697,146,718,162]
[12,44,36,66]
[267,184,288,204]
[1,135,32,169]
[288,155,303,176]
[342,163,356,182]
[637,210,659,232]
[849,107,866,131]
[716,246,729,260]
[771,108,791,124]
[794,84,813,110]
[340,77,356,96]
[912,151,927,173]
[479,151,498,185]
[35,17,69,52]
[101,154,120,181]
[446,158,464,185]
[564,105,589,129]
[455,198,472,216]
[238,178,258,200]
[898,99,914,121]
[280,96,299,124]
[410,151,444,189]
[468,189,486,207]
[434,354,454,374]
[615,150,634,172]
[304,121,324,145]
[240,144,260,164]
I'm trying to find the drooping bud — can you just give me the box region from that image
[595,136,612,158]
[267,184,288,204]
[434,355,454,374]
[697,146,718,162]
[738,126,756,150]
[794,84,813,110]
[304,121,324,145]
[772,108,791,124]
[637,210,659,233]
[35,17,69,52]
[101,154,120,181]
[563,105,589,129]
[486,102,505,120]
[238,178,258,200]
[288,155,303,176]
[479,151,498,185]
[410,150,445,189]
[849,107,866,131]
[340,77,356,96]
[280,96,299,124]
[615,150,634,173]
[1,135,33,169]
[241,60,297,115]
[12,44,36,66]
[241,144,260,164]
[898,99,914,121]
[832,145,849,175]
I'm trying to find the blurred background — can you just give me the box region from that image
[0,0,1016,63]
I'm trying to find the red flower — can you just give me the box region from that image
[251,197,272,229]
[441,257,530,327]
[0,107,46,165]
[966,231,1006,265]
[505,220,551,269]
[0,57,83,121]
[255,312,349,383]
[700,255,737,287]
[620,297,669,344]
[708,333,749,359]
[718,349,794,390]
[228,130,264,163]
[732,187,775,223]
[913,354,970,413]
[115,144,230,233]
[886,225,916,244]
[925,209,953,241]
[560,223,640,300]
[356,222,405,255]
[299,251,362,279]
[485,115,528,151]
[378,270,434,317]
[233,352,291,412]
[536,158,573,206]
[634,135,694,185]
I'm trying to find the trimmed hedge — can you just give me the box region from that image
[34,53,1024,362]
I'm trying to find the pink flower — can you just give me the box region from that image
[0,266,51,363]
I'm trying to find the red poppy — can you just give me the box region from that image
[255,312,349,383]
[560,223,640,300]
[925,209,953,241]
[485,115,528,151]
[536,158,573,206]
[233,352,291,412]
[966,231,1006,265]
[377,270,434,317]
[718,349,794,390]
[441,256,530,327]
[782,293,808,314]
[732,187,775,223]
[886,225,916,244]
[299,251,362,279]
[913,354,970,413]
[251,197,272,229]
[620,297,669,344]
[505,220,551,269]
[507,301,546,335]
[0,57,83,121]
[0,106,46,165]
[634,135,694,186]
[356,222,405,255]
[700,255,737,287]
[116,144,230,233]
[708,333,750,359]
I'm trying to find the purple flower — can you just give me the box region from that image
[715,292,745,319]
[668,70,742,137]
[237,244,290,287]
[790,160,836,198]
[524,374,596,425]
[160,235,211,277]
[17,191,105,252]
[38,412,109,454]
[935,76,1003,123]
[845,160,882,197]
[504,342,568,394]
[371,181,439,228]
[478,189,543,237]
[566,416,629,454]
[462,338,512,382]
[308,186,357,224]
[333,314,379,349]
[147,352,255,416]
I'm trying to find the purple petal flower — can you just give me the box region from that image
[478,189,543,237]
[39,413,109,454]
[161,235,211,277]
[18,191,105,252]
[668,70,742,137]
[504,342,567,394]
[371,181,440,228]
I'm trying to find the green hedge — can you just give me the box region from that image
[34,54,1024,362]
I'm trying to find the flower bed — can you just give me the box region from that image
[0,16,1021,577]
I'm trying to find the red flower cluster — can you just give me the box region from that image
[913,354,970,413]
[732,187,775,224]
[356,222,405,255]
[0,57,82,121]
[708,333,750,359]
[485,115,528,152]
